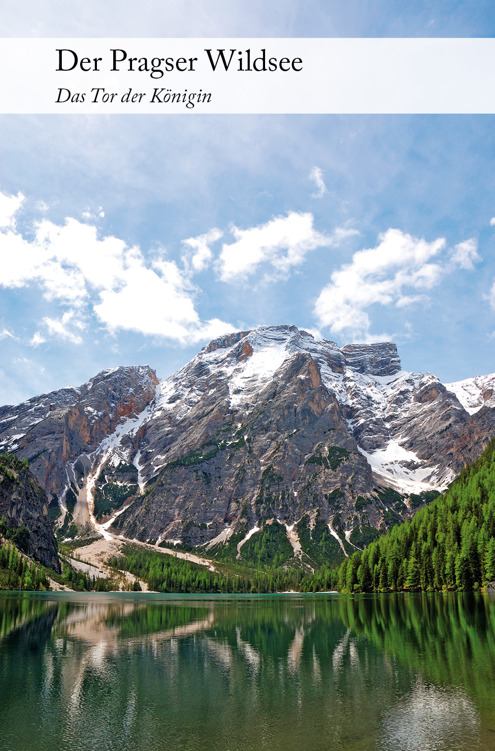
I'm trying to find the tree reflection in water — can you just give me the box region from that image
[0,592,494,751]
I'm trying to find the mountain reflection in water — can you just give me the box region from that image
[0,592,495,751]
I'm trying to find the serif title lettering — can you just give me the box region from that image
[55,48,304,78]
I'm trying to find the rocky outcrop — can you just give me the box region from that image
[0,454,60,571]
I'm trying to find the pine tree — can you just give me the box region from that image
[455,550,472,591]
[378,560,388,591]
[358,555,372,592]
[445,549,456,590]
[337,558,348,591]
[346,552,360,592]
[387,556,399,591]
[405,557,420,590]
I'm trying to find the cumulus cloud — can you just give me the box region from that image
[94,260,235,343]
[309,166,326,198]
[218,211,355,282]
[490,217,495,226]
[0,191,233,345]
[314,228,480,341]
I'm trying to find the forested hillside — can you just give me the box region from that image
[337,439,495,592]
[108,544,336,593]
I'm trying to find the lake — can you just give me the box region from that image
[1,591,495,750]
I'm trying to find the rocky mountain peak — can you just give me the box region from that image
[85,364,158,392]
[204,330,251,353]
[203,326,402,378]
[342,342,401,376]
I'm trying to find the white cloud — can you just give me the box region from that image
[35,218,135,292]
[0,328,16,341]
[183,228,223,273]
[95,263,197,339]
[1,219,88,303]
[449,238,480,270]
[0,191,24,229]
[490,217,495,227]
[309,166,326,198]
[30,332,46,347]
[43,311,85,345]
[0,191,233,345]
[314,228,478,341]
[0,209,145,302]
[95,259,236,343]
[218,211,354,282]
[395,294,427,308]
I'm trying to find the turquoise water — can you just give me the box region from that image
[1,591,495,750]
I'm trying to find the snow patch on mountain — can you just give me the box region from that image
[358,440,444,494]
[229,342,288,407]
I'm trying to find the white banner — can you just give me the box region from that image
[0,38,494,113]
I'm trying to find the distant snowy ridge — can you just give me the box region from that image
[445,374,495,415]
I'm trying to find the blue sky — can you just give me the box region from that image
[1,1,495,404]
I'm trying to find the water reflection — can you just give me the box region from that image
[0,593,494,750]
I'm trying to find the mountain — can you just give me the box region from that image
[0,365,158,536]
[0,325,494,566]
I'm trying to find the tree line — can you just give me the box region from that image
[336,438,495,592]
[109,544,338,594]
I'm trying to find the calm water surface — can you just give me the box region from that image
[1,591,495,751]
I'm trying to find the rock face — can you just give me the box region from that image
[1,326,495,560]
[341,342,401,377]
[0,366,158,502]
[0,454,60,571]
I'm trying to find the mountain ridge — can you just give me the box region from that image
[0,325,494,566]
